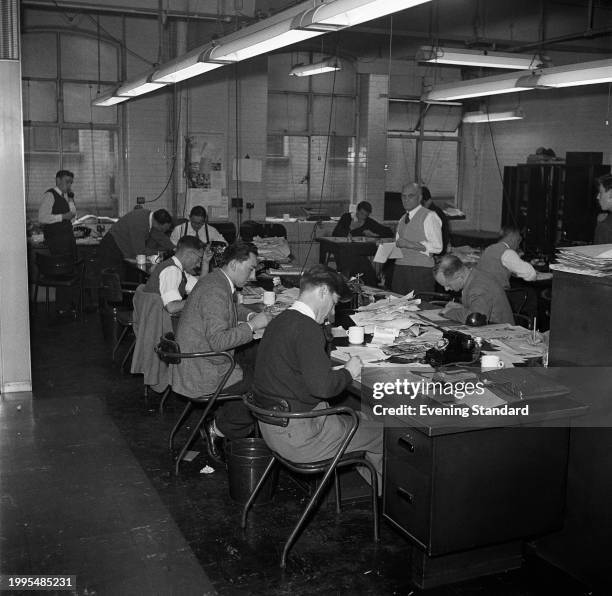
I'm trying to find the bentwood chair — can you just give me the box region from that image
[155,333,243,475]
[241,393,379,568]
[32,252,84,317]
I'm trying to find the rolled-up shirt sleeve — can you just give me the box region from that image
[159,266,183,306]
[501,249,537,282]
[422,211,443,255]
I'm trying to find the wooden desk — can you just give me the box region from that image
[349,366,586,589]
[317,236,391,277]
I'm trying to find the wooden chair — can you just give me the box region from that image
[241,393,379,568]
[32,252,84,317]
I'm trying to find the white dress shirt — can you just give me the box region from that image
[159,256,198,306]
[38,186,76,225]
[170,221,227,246]
[289,300,316,321]
[500,245,537,282]
[395,205,443,256]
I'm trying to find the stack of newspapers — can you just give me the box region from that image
[550,244,612,276]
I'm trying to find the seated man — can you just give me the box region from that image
[434,255,514,325]
[253,264,382,489]
[171,241,271,459]
[143,235,210,314]
[331,201,393,286]
[170,205,227,246]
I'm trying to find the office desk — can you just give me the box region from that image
[351,366,586,589]
[317,236,391,277]
[450,229,500,248]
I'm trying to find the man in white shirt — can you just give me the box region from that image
[38,169,77,257]
[170,205,227,247]
[142,235,210,314]
[392,182,443,294]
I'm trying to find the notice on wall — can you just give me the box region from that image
[187,188,228,220]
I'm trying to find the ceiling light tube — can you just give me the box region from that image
[422,71,535,101]
[462,109,524,123]
[294,0,433,31]
[417,46,544,70]
[519,58,612,88]
[92,92,130,107]
[152,46,224,83]
[117,72,166,97]
[290,57,341,76]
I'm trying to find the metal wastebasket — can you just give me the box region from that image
[226,438,277,504]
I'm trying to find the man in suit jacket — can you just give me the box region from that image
[97,208,175,277]
[172,242,271,445]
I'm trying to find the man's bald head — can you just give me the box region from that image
[401,183,422,212]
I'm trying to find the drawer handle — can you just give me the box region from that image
[396,487,414,504]
[398,436,415,452]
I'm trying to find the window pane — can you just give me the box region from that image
[423,104,462,132]
[22,80,57,122]
[388,101,420,132]
[25,154,60,222]
[385,137,417,191]
[21,33,57,78]
[61,129,119,217]
[268,93,308,133]
[421,141,458,202]
[63,82,117,124]
[61,35,118,81]
[24,126,58,152]
[265,135,309,203]
[309,135,355,203]
[312,96,355,135]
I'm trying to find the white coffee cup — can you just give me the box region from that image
[263,291,276,306]
[348,326,365,345]
[481,354,505,371]
[283,213,291,221]
[136,254,146,265]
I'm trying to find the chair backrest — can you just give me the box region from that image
[247,393,291,427]
[99,268,125,304]
[36,252,77,277]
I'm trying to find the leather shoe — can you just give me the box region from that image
[202,418,226,465]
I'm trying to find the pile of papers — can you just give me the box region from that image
[551,244,612,276]
[350,294,422,333]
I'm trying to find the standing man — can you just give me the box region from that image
[421,186,450,256]
[392,182,443,294]
[170,205,227,247]
[253,264,382,488]
[97,208,175,277]
[172,241,272,459]
[38,169,76,258]
[435,255,514,325]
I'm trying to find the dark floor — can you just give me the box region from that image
[1,309,597,595]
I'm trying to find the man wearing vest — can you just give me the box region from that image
[38,169,77,258]
[143,235,209,314]
[392,182,443,294]
[170,205,227,247]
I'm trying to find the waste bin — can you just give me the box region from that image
[226,438,277,504]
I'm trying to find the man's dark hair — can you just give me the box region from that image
[221,241,258,266]
[153,209,173,226]
[599,173,612,192]
[176,235,204,252]
[56,169,74,180]
[435,254,465,279]
[356,201,372,214]
[420,186,432,204]
[189,205,207,219]
[300,264,345,296]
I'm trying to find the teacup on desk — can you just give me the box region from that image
[348,326,365,345]
[481,354,505,371]
[262,291,276,306]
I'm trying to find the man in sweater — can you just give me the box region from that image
[253,265,382,487]
[392,183,443,294]
[435,255,514,325]
[97,208,175,277]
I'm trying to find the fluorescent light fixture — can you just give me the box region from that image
[294,0,433,31]
[209,19,322,62]
[417,46,543,70]
[117,72,166,97]
[462,109,524,123]
[290,57,341,77]
[152,46,223,83]
[519,58,612,88]
[92,92,130,107]
[423,71,535,101]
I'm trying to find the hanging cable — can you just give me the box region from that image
[88,84,100,217]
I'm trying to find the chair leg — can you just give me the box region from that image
[112,326,129,361]
[174,402,216,475]
[159,386,172,413]
[361,460,380,543]
[120,338,135,372]
[241,457,276,530]
[169,402,193,452]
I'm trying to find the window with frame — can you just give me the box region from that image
[21,31,120,221]
[266,52,357,212]
[386,98,462,205]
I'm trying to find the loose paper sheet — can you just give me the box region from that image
[374,242,404,263]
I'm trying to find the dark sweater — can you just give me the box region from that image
[594,214,612,244]
[332,213,393,238]
[253,309,352,412]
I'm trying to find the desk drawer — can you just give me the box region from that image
[385,428,432,473]
[383,455,431,547]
